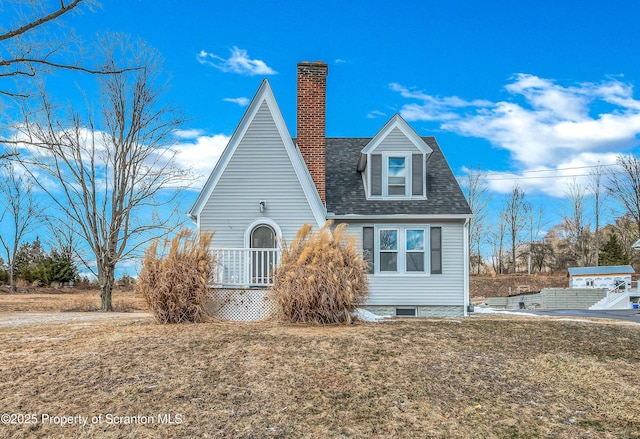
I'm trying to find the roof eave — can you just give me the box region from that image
[326,213,474,220]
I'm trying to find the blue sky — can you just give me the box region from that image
[68,0,639,202]
[4,0,640,274]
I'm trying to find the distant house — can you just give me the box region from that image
[189,61,473,320]
[568,265,635,291]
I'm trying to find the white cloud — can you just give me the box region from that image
[174,128,205,139]
[223,97,250,106]
[173,133,230,188]
[393,74,640,196]
[463,152,621,197]
[390,82,492,121]
[366,110,386,119]
[197,47,277,76]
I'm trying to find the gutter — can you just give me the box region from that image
[326,213,474,220]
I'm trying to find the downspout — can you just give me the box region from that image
[463,218,470,317]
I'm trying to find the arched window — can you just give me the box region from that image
[250,225,276,249]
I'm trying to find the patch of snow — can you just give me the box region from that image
[352,308,392,322]
[472,307,542,317]
[557,318,594,324]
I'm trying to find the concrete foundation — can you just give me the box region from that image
[365,305,465,318]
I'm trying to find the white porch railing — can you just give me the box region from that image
[211,248,281,287]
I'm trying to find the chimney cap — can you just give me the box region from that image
[298,60,327,66]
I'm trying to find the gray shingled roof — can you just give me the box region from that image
[568,265,635,276]
[325,137,472,216]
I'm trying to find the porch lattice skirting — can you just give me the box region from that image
[206,288,276,321]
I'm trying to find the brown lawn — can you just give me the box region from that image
[0,290,639,438]
[0,287,146,313]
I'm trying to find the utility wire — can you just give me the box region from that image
[464,162,619,181]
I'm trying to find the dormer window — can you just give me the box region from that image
[367,152,425,199]
[387,156,407,196]
[358,114,432,200]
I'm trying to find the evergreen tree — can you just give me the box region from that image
[0,257,8,284]
[35,250,78,285]
[599,234,629,266]
[12,239,78,286]
[14,239,46,283]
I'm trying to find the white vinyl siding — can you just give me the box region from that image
[376,127,423,153]
[199,101,318,247]
[339,221,466,306]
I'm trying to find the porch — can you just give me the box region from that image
[211,248,281,287]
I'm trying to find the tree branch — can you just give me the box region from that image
[0,0,85,42]
[0,57,139,75]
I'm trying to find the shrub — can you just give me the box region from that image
[136,229,214,324]
[270,221,369,324]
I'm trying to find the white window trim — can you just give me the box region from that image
[382,152,411,198]
[374,225,430,276]
[365,151,428,200]
[378,227,400,273]
[244,218,283,249]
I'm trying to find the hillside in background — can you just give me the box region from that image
[470,273,568,298]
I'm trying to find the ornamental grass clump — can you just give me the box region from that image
[136,229,214,324]
[270,221,369,324]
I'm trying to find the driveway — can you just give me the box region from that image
[0,312,151,328]
[512,308,640,323]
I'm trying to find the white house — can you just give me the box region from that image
[189,62,473,320]
[568,265,635,290]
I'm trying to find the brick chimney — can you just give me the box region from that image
[297,61,328,205]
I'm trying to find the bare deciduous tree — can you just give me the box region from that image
[607,154,640,237]
[588,163,607,266]
[0,163,43,290]
[0,0,112,99]
[1,0,134,160]
[503,184,528,273]
[460,167,491,274]
[563,179,591,266]
[15,37,191,311]
[526,204,545,274]
[489,211,507,274]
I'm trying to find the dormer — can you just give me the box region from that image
[357,115,433,200]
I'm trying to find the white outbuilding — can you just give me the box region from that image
[567,265,635,291]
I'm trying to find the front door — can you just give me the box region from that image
[250,225,276,284]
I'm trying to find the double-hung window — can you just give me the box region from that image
[375,227,430,274]
[387,157,407,196]
[405,229,425,272]
[367,151,425,199]
[363,226,441,275]
[379,229,399,272]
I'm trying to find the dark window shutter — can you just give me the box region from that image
[363,227,374,274]
[412,154,423,196]
[370,154,382,196]
[430,227,442,274]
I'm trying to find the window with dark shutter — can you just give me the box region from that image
[412,154,423,196]
[370,154,382,196]
[430,227,442,274]
[363,227,374,274]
